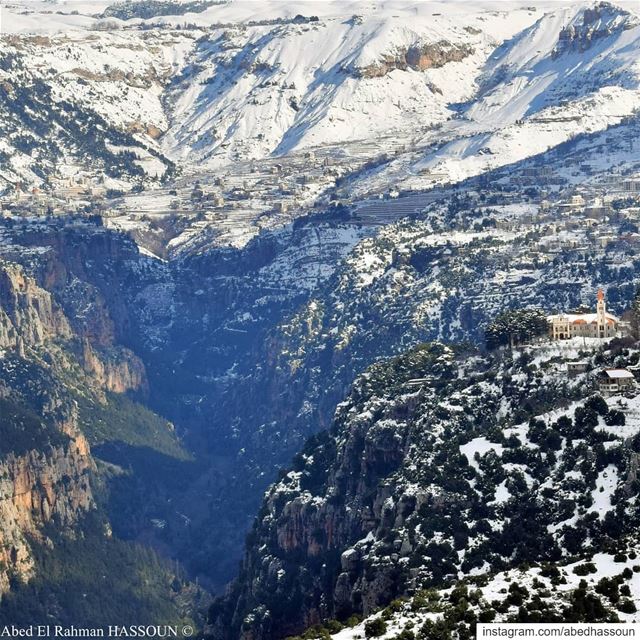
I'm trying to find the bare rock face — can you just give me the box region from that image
[405,42,474,71]
[0,262,71,349]
[80,339,149,395]
[206,385,421,640]
[353,41,474,78]
[0,412,95,594]
[552,2,637,58]
[0,236,148,594]
[209,336,640,640]
[0,253,148,395]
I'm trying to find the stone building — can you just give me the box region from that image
[548,290,619,340]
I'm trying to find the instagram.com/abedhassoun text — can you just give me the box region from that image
[478,625,639,639]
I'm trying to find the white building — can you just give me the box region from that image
[548,290,619,340]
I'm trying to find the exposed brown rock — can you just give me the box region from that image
[0,262,71,350]
[352,41,474,78]
[80,338,149,395]
[0,419,95,594]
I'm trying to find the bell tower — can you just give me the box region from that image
[596,289,606,338]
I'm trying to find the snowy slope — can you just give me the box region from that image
[160,5,540,168]
[332,548,640,640]
[468,1,640,128]
[0,26,196,188]
[1,0,640,252]
[411,1,640,184]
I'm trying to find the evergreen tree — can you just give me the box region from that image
[485,309,550,350]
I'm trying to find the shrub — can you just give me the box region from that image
[345,615,362,628]
[617,599,637,614]
[540,565,561,580]
[528,419,547,444]
[573,563,597,576]
[365,618,387,638]
[574,407,599,433]
[605,410,625,427]
[543,430,563,451]
[507,582,529,606]
[386,600,405,613]
[585,395,609,417]
[478,609,496,622]
[393,631,415,640]
[555,416,574,438]
[595,577,619,603]
[324,620,344,633]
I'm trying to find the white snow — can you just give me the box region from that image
[459,437,503,471]
[588,464,618,519]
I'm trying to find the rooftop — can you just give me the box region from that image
[602,369,635,380]
[548,312,618,324]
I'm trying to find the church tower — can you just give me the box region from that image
[596,289,606,338]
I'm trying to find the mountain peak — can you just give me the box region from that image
[553,1,637,57]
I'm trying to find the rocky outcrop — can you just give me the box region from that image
[0,261,71,349]
[0,410,95,594]
[208,338,640,640]
[0,228,148,594]
[0,257,148,396]
[353,41,474,78]
[79,339,148,395]
[5,223,141,346]
[552,2,637,58]
[207,345,456,640]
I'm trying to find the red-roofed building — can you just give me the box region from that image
[548,289,619,340]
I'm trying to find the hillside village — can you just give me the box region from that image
[1,150,639,256]
[0,0,638,258]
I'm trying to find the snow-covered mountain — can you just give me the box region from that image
[0,3,630,178]
[0,25,195,189]
[1,0,639,254]
[3,1,640,632]
[403,1,640,188]
[160,4,536,168]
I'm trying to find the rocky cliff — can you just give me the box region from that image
[0,225,149,396]
[0,217,205,627]
[0,227,149,595]
[0,408,94,594]
[553,2,637,58]
[209,338,640,639]
[353,41,474,78]
[0,261,71,349]
[79,339,148,396]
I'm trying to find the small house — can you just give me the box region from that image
[598,369,636,395]
[567,361,589,377]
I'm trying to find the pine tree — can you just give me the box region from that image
[485,309,549,350]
